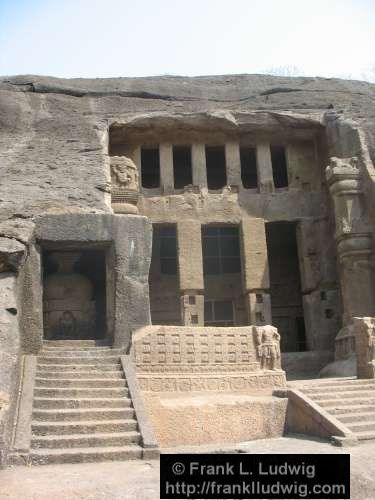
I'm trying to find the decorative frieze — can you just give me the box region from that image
[131,325,286,391]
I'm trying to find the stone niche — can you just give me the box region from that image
[43,252,96,340]
[24,213,152,351]
[131,325,286,392]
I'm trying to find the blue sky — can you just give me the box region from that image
[0,0,374,80]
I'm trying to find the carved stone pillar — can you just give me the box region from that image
[159,143,174,194]
[225,142,241,187]
[240,218,271,325]
[177,220,204,325]
[110,156,139,214]
[191,143,207,189]
[326,157,375,358]
[256,143,274,193]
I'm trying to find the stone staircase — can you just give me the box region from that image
[297,377,375,442]
[24,340,152,465]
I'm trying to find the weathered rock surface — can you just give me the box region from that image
[0,237,25,272]
[1,74,375,228]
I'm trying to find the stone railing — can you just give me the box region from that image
[335,324,355,360]
[130,325,286,392]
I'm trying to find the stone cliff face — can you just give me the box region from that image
[0,74,374,233]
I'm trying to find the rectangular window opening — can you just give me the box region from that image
[202,226,241,275]
[204,300,234,326]
[271,145,288,188]
[173,145,192,189]
[159,225,177,275]
[149,224,180,325]
[240,147,258,189]
[141,146,160,188]
[205,145,227,189]
[256,293,263,304]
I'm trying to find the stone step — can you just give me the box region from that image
[33,407,135,422]
[297,378,371,387]
[43,340,99,347]
[35,370,123,379]
[34,387,128,398]
[35,378,127,388]
[32,419,138,435]
[316,397,375,408]
[39,349,124,358]
[347,420,375,433]
[328,404,375,415]
[303,384,375,394]
[337,412,375,424]
[42,346,112,352]
[37,363,121,372]
[31,431,141,449]
[33,397,131,410]
[37,356,121,365]
[29,445,143,465]
[310,390,375,401]
[352,430,375,441]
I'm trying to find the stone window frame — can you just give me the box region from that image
[140,144,161,189]
[158,225,178,275]
[201,225,241,275]
[270,144,289,189]
[204,299,235,326]
[240,145,258,189]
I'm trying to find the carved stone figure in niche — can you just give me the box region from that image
[58,310,77,338]
[255,325,281,370]
[43,252,95,339]
[110,156,139,214]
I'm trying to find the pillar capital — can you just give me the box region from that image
[326,156,361,196]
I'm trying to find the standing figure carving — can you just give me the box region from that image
[110,156,140,214]
[255,325,281,370]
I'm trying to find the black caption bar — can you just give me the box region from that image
[160,454,350,499]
